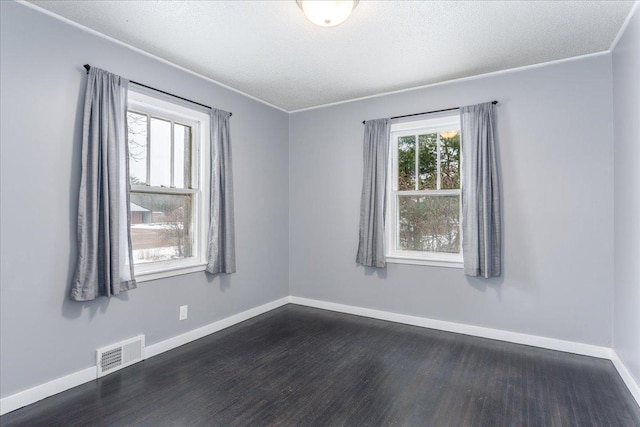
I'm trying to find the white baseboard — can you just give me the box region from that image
[611,351,640,407]
[0,367,96,416]
[288,296,613,359]
[3,296,637,416]
[0,296,289,416]
[290,296,640,408]
[145,297,289,358]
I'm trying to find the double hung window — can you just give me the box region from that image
[386,113,463,267]
[127,90,210,280]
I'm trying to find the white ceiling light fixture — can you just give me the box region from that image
[296,0,359,27]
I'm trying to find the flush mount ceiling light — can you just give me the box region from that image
[296,0,359,27]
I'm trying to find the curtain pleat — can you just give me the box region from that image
[461,102,501,278]
[356,118,391,267]
[206,109,236,274]
[71,67,136,301]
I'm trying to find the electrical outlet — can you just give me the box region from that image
[179,305,188,320]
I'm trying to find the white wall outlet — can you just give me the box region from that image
[179,305,188,321]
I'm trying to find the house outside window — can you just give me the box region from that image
[127,90,210,281]
[386,113,463,268]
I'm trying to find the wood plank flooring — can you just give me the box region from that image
[1,304,638,426]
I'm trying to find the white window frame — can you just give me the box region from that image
[127,89,210,282]
[386,113,463,268]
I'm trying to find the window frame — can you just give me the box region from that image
[386,113,464,268]
[127,89,210,282]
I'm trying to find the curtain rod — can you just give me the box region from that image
[83,64,231,116]
[362,100,497,124]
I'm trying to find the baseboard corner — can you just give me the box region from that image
[610,350,640,407]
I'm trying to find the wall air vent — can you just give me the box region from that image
[96,335,145,378]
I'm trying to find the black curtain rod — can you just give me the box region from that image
[84,64,231,116]
[362,100,497,124]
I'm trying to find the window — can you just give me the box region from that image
[127,90,210,281]
[386,113,463,267]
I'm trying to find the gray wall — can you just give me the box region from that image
[0,2,289,397]
[612,6,640,386]
[0,0,629,402]
[289,54,614,347]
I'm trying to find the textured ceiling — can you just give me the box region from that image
[28,1,634,112]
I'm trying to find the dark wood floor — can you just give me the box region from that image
[2,305,639,426]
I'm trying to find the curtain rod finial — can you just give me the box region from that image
[83,64,91,74]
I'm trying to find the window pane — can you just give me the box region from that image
[418,133,437,190]
[149,117,172,187]
[440,130,460,189]
[174,124,192,189]
[398,194,460,253]
[130,192,194,263]
[127,112,147,185]
[397,135,416,190]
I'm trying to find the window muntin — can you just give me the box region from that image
[127,90,209,280]
[387,114,463,267]
[127,111,148,185]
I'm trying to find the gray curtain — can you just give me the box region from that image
[206,109,236,274]
[70,67,136,301]
[356,118,391,267]
[461,102,501,278]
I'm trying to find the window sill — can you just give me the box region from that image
[385,255,463,269]
[134,262,207,283]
